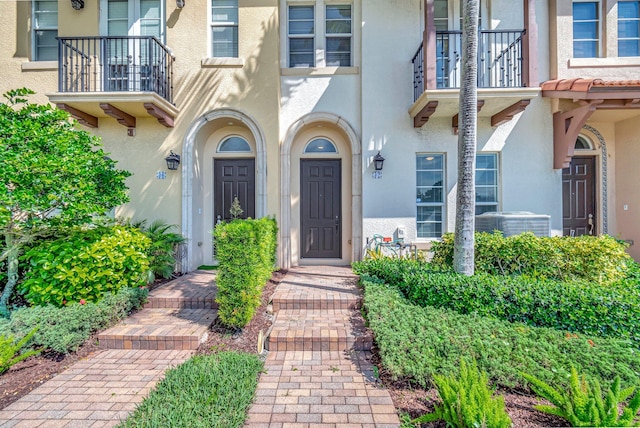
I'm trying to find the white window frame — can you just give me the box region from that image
[211,0,239,58]
[284,0,354,69]
[99,0,165,42]
[325,4,352,66]
[416,153,446,239]
[475,153,500,215]
[618,1,640,57]
[32,0,58,62]
[572,0,601,58]
[288,3,316,67]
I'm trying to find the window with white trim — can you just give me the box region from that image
[618,1,640,56]
[475,153,499,215]
[287,1,352,68]
[33,0,58,61]
[416,154,445,238]
[211,0,238,57]
[573,1,600,58]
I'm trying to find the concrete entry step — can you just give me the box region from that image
[97,308,217,350]
[267,309,373,352]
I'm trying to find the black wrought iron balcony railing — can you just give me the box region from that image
[412,29,526,102]
[57,36,174,104]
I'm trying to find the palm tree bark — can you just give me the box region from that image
[453,0,479,276]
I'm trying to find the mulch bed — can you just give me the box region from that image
[1,269,568,426]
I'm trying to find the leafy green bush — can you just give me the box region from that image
[0,328,40,374]
[523,367,640,427]
[20,226,150,306]
[214,217,277,328]
[431,232,632,284]
[119,352,263,428]
[360,275,640,391]
[1,287,147,353]
[413,359,512,428]
[355,258,640,345]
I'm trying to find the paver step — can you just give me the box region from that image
[98,308,216,350]
[267,309,372,352]
[271,269,361,311]
[144,271,217,309]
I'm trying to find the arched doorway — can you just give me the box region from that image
[182,109,267,271]
[562,135,598,236]
[281,113,362,269]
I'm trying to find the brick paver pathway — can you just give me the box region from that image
[245,266,400,428]
[0,271,217,427]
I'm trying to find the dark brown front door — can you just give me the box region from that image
[562,156,596,236]
[214,158,255,222]
[301,159,341,258]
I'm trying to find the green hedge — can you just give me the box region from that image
[119,352,263,428]
[361,275,640,391]
[214,217,277,328]
[354,258,640,345]
[20,226,150,307]
[0,286,148,353]
[430,232,633,284]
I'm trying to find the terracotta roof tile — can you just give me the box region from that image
[542,78,640,91]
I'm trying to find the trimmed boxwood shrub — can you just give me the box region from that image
[0,286,148,353]
[20,226,150,307]
[354,258,640,345]
[214,217,277,328]
[361,275,640,391]
[430,232,633,284]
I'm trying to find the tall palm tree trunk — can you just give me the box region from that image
[453,0,479,276]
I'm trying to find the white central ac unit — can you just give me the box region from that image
[475,212,551,237]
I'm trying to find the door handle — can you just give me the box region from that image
[335,216,340,229]
[588,214,594,235]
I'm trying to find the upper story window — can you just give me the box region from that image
[618,1,640,56]
[287,2,352,68]
[102,0,164,40]
[573,1,600,58]
[325,5,352,66]
[475,153,499,215]
[416,154,445,238]
[33,0,58,61]
[211,0,239,57]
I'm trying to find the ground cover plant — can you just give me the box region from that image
[360,275,640,391]
[119,352,263,428]
[0,328,39,374]
[214,217,277,328]
[0,287,148,353]
[354,258,640,345]
[523,367,640,427]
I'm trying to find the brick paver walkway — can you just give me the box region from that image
[245,266,400,428]
[0,271,217,427]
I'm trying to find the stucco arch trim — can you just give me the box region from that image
[581,124,608,234]
[280,112,362,269]
[181,108,268,272]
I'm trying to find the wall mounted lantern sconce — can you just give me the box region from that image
[373,151,385,171]
[165,151,181,170]
[176,0,185,8]
[70,0,84,10]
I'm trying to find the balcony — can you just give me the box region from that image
[410,29,540,129]
[47,36,178,130]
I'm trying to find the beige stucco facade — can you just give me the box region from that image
[2,0,640,268]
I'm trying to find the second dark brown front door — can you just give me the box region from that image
[301,159,341,258]
[214,158,255,222]
[562,156,596,236]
